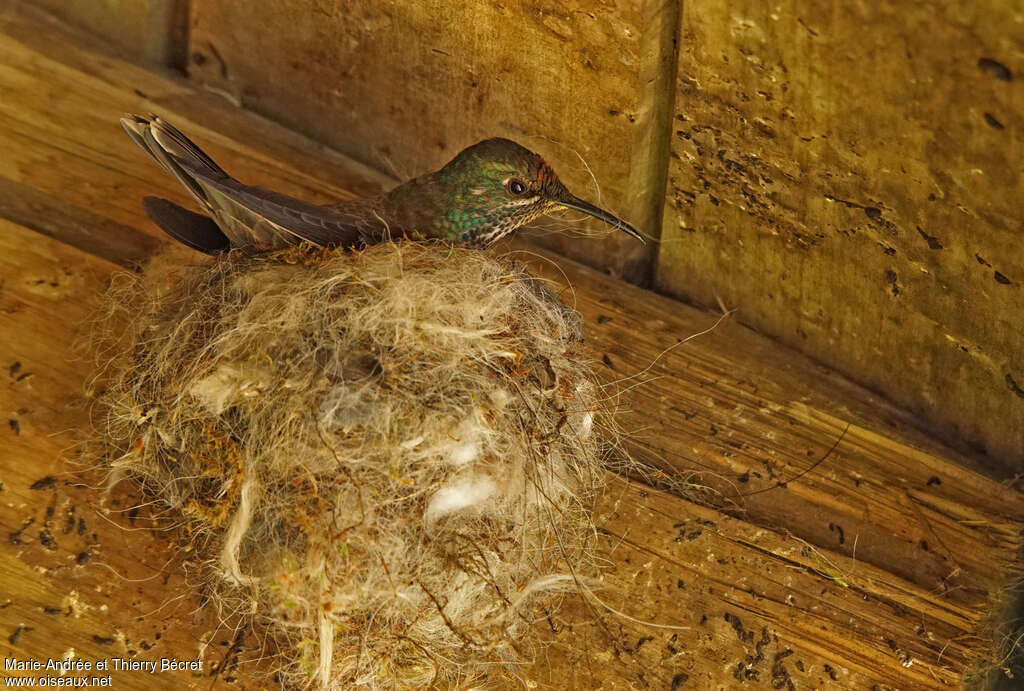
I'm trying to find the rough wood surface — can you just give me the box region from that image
[186,0,677,283]
[0,219,271,688]
[22,0,185,65]
[656,1,1024,474]
[1,5,1021,689]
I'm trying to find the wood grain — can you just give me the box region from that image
[0,219,274,688]
[186,0,677,282]
[657,1,1024,474]
[22,0,184,65]
[0,5,1020,689]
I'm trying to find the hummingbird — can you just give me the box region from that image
[120,115,644,255]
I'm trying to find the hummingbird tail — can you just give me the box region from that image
[121,114,228,215]
[141,197,231,255]
[122,114,374,251]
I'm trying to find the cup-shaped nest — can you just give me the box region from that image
[93,243,606,689]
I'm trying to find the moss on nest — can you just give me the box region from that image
[92,242,607,688]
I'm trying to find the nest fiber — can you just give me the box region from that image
[94,242,605,688]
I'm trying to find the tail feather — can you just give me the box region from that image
[142,197,230,255]
[121,115,217,212]
[121,114,373,251]
[119,117,156,165]
[146,117,228,180]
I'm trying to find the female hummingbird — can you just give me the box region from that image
[121,115,644,254]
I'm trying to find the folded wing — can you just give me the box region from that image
[121,115,381,251]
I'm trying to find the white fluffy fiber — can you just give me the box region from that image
[93,242,606,688]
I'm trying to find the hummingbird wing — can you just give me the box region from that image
[121,115,379,250]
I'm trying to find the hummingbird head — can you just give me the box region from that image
[431,138,645,248]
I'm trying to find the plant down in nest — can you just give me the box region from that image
[93,242,608,689]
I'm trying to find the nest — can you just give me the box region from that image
[92,242,607,688]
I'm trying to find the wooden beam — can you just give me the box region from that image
[20,0,186,66]
[657,0,1024,473]
[0,218,275,687]
[186,0,679,282]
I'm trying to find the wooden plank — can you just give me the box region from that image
[656,1,1024,474]
[0,0,392,254]
[22,0,184,66]
[186,0,679,283]
[510,244,1024,689]
[0,218,272,688]
[0,5,1020,689]
[515,244,1024,603]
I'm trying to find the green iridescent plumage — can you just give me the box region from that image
[121,115,645,253]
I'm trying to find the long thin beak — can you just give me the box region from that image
[555,194,645,244]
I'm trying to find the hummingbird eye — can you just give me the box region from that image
[505,178,528,196]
